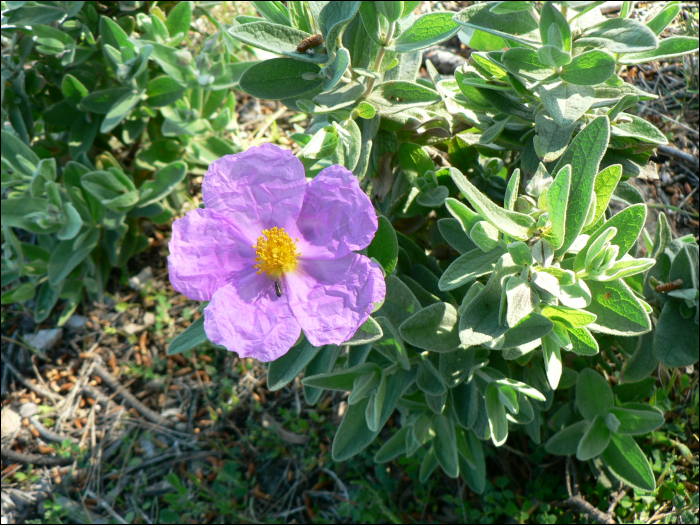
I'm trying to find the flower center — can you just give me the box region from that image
[253,227,300,280]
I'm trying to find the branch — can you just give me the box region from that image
[1,447,73,467]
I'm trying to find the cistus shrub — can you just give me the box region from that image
[1,1,247,322]
[4,1,698,495]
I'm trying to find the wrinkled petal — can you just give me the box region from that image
[294,164,378,259]
[202,144,307,229]
[168,208,256,301]
[286,254,385,346]
[204,273,301,362]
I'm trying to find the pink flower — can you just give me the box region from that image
[168,144,385,362]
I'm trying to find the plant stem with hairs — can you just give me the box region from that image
[361,21,396,99]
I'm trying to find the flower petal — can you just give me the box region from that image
[286,254,386,346]
[168,208,256,301]
[202,143,307,228]
[204,273,301,362]
[294,164,378,259]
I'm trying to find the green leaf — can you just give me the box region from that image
[578,17,658,54]
[167,316,207,355]
[502,48,554,81]
[460,430,486,493]
[399,302,461,352]
[81,169,138,211]
[553,116,610,255]
[609,405,664,435]
[439,247,504,291]
[61,74,89,107]
[646,2,681,35]
[451,379,478,429]
[601,433,656,491]
[375,426,410,463]
[577,368,613,421]
[560,50,615,86]
[568,326,599,356]
[546,164,571,250]
[303,362,381,391]
[344,316,383,346]
[137,161,187,207]
[101,90,142,133]
[433,414,459,478]
[348,368,382,405]
[419,446,439,482]
[359,1,384,46]
[398,142,434,184]
[390,12,461,52]
[239,58,323,100]
[539,82,595,128]
[590,164,623,227]
[227,21,324,62]
[586,279,651,336]
[267,337,322,390]
[445,197,482,235]
[502,313,553,349]
[304,344,342,404]
[595,257,655,282]
[450,168,535,241]
[80,88,132,114]
[540,2,571,51]
[322,47,351,91]
[453,2,539,47]
[165,1,192,37]
[1,130,39,175]
[146,43,198,87]
[534,114,576,163]
[537,45,572,70]
[575,204,647,272]
[576,415,610,461]
[367,81,442,114]
[485,383,508,446]
[479,116,511,145]
[541,306,596,328]
[33,24,73,55]
[376,1,403,22]
[252,1,290,26]
[374,275,422,328]
[617,35,699,65]
[33,281,62,323]
[48,228,99,285]
[653,300,699,368]
[332,371,404,460]
[470,221,501,253]
[373,317,411,370]
[612,113,668,146]
[147,76,186,107]
[622,331,657,382]
[545,420,588,455]
[459,265,514,347]
[319,1,362,55]
[438,219,475,254]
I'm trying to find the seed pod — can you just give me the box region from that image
[655,279,683,292]
[297,34,324,52]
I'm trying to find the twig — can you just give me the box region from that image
[657,145,700,167]
[1,447,73,466]
[561,458,616,525]
[91,362,173,428]
[1,353,62,401]
[84,489,129,525]
[320,467,350,501]
[607,487,628,515]
[29,416,78,444]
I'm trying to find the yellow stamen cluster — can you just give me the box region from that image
[253,227,300,279]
